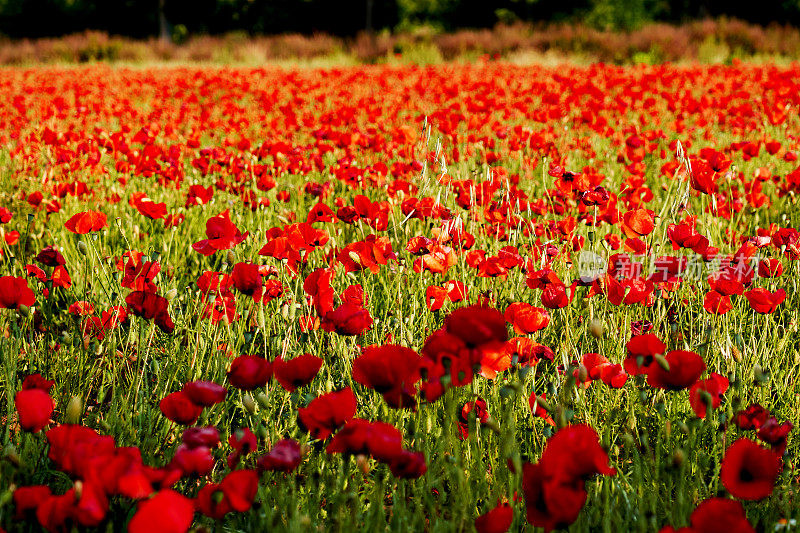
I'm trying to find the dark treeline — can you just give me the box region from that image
[2,0,799,39]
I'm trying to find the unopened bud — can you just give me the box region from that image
[730,345,742,363]
[654,354,671,372]
[699,390,714,412]
[257,304,266,330]
[243,394,256,414]
[347,251,361,265]
[671,448,685,467]
[356,454,370,474]
[17,305,30,317]
[165,288,178,301]
[589,319,603,339]
[3,444,20,467]
[576,364,589,383]
[66,396,83,424]
[753,364,765,383]
[73,480,83,500]
[226,249,235,264]
[77,241,88,256]
[256,392,269,409]
[534,395,552,413]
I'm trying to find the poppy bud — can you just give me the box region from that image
[256,392,269,409]
[731,345,742,363]
[73,480,83,499]
[18,305,30,317]
[66,395,83,424]
[356,454,370,474]
[699,390,714,412]
[256,424,269,440]
[589,319,603,338]
[227,249,235,264]
[753,364,765,383]
[243,394,256,414]
[347,251,361,265]
[671,448,685,467]
[576,364,588,383]
[3,444,20,467]
[622,432,635,450]
[533,395,552,413]
[165,288,178,301]
[556,406,568,429]
[654,354,670,372]
[77,241,87,255]
[483,417,501,434]
[281,303,289,320]
[257,304,266,330]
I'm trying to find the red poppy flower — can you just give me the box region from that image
[326,419,403,462]
[720,439,780,500]
[688,498,755,533]
[170,443,214,476]
[273,354,323,392]
[15,389,55,432]
[703,290,733,315]
[475,502,513,533]
[621,208,655,238]
[46,425,115,477]
[13,485,51,520]
[64,210,107,234]
[160,391,203,425]
[504,303,550,334]
[646,350,705,391]
[388,449,427,479]
[444,305,507,350]
[298,388,358,440]
[757,259,783,278]
[0,275,35,309]
[522,461,587,532]
[522,424,615,531]
[35,245,66,267]
[735,404,770,430]
[257,439,302,473]
[128,490,194,533]
[132,195,167,220]
[541,424,617,482]
[197,469,259,519]
[321,303,373,336]
[36,489,77,532]
[125,291,174,333]
[181,426,220,449]
[743,288,786,314]
[192,210,248,256]
[231,262,263,301]
[182,381,227,407]
[227,355,272,391]
[22,373,55,391]
[756,417,793,456]
[624,333,666,375]
[352,345,422,408]
[689,373,729,418]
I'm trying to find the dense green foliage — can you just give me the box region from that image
[1,0,800,39]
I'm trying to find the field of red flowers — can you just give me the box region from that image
[0,62,798,532]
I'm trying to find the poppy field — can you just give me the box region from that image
[0,62,799,532]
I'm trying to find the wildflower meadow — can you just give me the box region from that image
[0,63,798,532]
